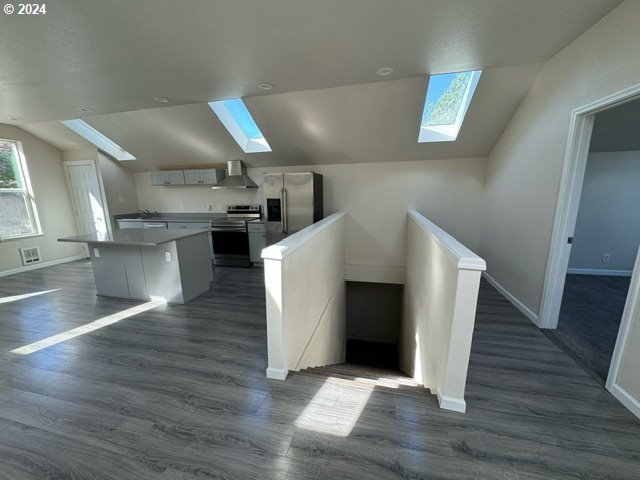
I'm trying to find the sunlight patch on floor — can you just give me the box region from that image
[295,377,373,437]
[10,299,165,355]
[0,289,60,304]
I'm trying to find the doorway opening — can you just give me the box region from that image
[542,102,640,382]
[539,84,640,402]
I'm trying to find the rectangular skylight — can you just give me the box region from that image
[208,98,271,153]
[61,119,136,161]
[418,70,481,143]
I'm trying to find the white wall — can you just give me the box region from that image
[614,252,640,417]
[569,151,640,274]
[479,0,640,318]
[400,210,485,413]
[264,212,346,379]
[0,124,82,274]
[136,156,486,283]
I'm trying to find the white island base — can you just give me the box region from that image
[59,230,212,304]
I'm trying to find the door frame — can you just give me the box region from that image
[63,159,112,236]
[538,82,640,402]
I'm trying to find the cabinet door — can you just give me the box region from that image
[200,169,223,185]
[249,232,266,263]
[184,170,203,185]
[150,172,167,186]
[166,170,185,185]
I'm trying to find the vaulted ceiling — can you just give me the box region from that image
[1,0,624,170]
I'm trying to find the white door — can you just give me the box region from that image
[65,162,108,235]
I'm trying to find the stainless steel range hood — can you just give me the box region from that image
[211,160,257,189]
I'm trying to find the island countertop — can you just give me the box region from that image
[58,229,209,247]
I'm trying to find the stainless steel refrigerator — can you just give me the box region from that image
[263,172,323,245]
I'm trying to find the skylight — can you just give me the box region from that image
[61,119,136,161]
[418,70,481,143]
[208,98,271,153]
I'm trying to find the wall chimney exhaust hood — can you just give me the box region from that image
[212,160,258,189]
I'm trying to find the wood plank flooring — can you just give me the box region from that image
[0,260,639,479]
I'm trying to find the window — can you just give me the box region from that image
[418,70,481,143]
[61,119,136,161]
[208,98,271,153]
[0,139,41,239]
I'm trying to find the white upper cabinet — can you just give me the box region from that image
[184,168,225,185]
[150,170,185,186]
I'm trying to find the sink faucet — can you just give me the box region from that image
[138,209,152,217]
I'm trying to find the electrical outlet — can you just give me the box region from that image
[117,196,124,204]
[602,253,611,263]
[165,251,172,262]
[216,204,224,212]
[65,244,71,252]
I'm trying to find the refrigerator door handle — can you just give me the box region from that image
[281,188,288,234]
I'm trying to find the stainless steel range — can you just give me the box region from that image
[211,205,261,267]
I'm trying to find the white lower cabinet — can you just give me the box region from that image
[248,222,266,264]
[167,221,214,259]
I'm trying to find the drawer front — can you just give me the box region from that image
[167,222,211,230]
[247,222,266,233]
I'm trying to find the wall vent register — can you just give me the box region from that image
[19,246,41,265]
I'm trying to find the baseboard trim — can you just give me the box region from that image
[0,255,87,278]
[266,367,288,381]
[344,264,405,284]
[482,271,539,326]
[610,383,640,420]
[567,268,632,277]
[437,389,466,413]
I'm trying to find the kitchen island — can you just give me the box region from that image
[58,229,212,304]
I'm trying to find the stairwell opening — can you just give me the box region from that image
[345,281,403,370]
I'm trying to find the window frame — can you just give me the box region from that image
[0,138,42,241]
[418,70,482,143]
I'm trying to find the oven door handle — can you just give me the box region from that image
[211,226,247,232]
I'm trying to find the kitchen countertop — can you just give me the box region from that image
[115,212,228,223]
[58,229,209,247]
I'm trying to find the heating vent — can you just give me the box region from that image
[20,246,41,265]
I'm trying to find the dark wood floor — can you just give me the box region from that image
[0,260,639,479]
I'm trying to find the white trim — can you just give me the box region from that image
[408,210,486,271]
[567,268,632,277]
[482,272,539,325]
[609,383,640,420]
[607,245,640,393]
[265,367,288,381]
[437,389,466,413]
[0,255,86,278]
[344,264,405,284]
[539,82,640,329]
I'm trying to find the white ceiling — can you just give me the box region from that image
[0,0,624,169]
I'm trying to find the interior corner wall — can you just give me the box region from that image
[478,0,640,318]
[568,151,640,273]
[135,156,486,282]
[0,124,81,273]
[96,152,139,225]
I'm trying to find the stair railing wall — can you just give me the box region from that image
[263,211,347,380]
[400,209,486,412]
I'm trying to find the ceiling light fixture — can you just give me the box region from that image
[258,83,274,90]
[376,67,394,76]
[153,97,170,103]
[78,107,94,113]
